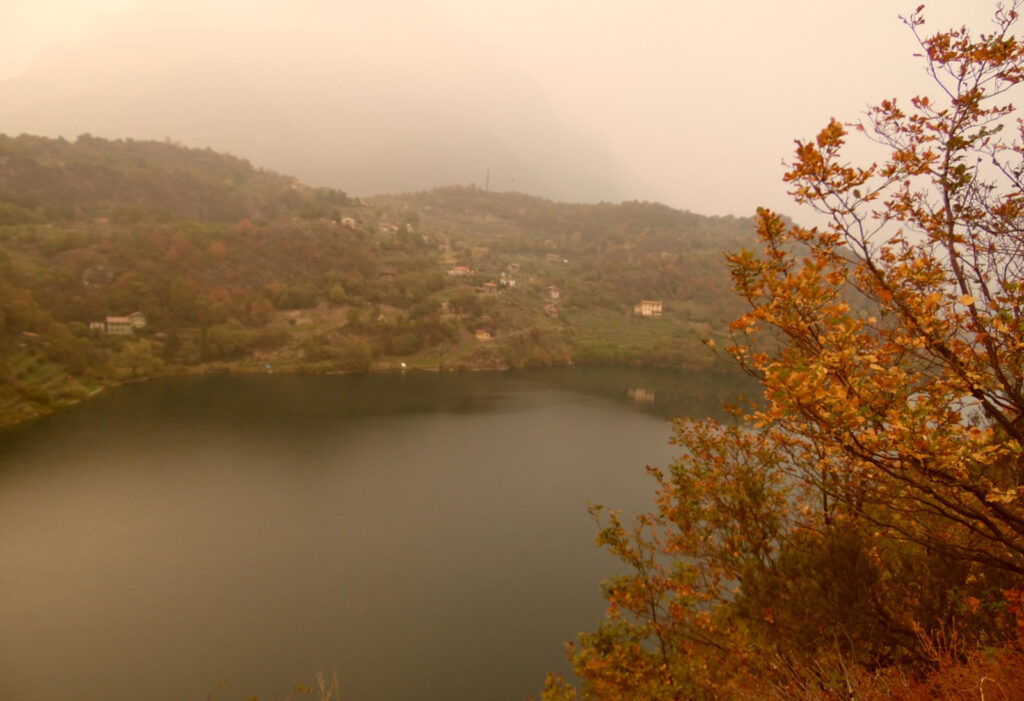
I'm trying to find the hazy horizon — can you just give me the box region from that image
[0,1,1000,218]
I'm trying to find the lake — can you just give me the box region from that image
[0,367,751,701]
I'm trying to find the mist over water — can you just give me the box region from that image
[0,369,744,701]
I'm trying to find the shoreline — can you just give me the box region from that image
[0,354,736,430]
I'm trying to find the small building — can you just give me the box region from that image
[477,282,499,295]
[98,311,146,335]
[341,217,357,229]
[475,329,493,341]
[633,300,663,318]
[547,286,560,300]
[544,303,559,317]
[128,311,146,329]
[105,316,135,335]
[379,267,398,278]
[448,265,475,276]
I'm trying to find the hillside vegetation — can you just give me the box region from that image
[0,134,752,426]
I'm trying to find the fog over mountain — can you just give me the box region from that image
[0,0,621,202]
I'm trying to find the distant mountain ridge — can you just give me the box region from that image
[0,0,622,204]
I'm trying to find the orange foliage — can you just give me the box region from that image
[552,3,1024,699]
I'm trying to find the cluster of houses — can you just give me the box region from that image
[89,311,146,335]
[442,252,664,343]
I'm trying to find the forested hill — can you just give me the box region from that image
[0,134,756,426]
[376,187,750,258]
[0,133,348,224]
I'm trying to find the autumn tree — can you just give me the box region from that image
[547,4,1024,698]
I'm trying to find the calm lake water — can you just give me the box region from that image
[0,367,751,701]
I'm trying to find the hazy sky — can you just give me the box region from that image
[0,0,1002,218]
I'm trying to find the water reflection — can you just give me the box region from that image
[510,365,757,420]
[0,368,751,701]
[628,387,656,403]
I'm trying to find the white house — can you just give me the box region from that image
[100,311,146,335]
[633,300,663,318]
[105,316,135,335]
